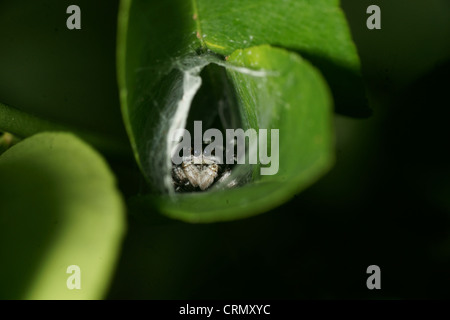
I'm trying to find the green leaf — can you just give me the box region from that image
[130,45,333,222]
[194,0,369,117]
[0,132,126,299]
[118,0,368,129]
[117,0,360,222]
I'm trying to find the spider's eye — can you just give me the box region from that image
[193,148,202,156]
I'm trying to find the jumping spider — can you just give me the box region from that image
[172,144,237,192]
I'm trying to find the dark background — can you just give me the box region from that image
[0,0,449,299]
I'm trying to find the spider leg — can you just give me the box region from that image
[182,161,201,187]
[199,163,219,190]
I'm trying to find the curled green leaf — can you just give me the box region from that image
[118,0,364,222]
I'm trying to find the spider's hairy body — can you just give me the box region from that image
[172,152,235,192]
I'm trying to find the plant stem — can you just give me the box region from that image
[0,101,131,157]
